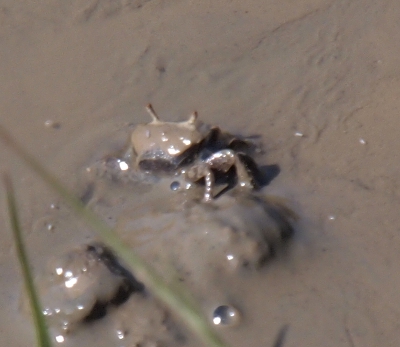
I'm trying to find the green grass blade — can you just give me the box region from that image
[3,175,53,347]
[0,126,229,347]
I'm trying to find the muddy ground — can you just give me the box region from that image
[1,1,400,346]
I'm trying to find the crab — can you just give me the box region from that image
[128,104,262,202]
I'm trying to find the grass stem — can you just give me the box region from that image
[3,174,53,347]
[0,125,228,347]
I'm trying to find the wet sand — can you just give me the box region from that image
[1,1,400,346]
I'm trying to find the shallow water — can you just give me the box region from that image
[1,1,400,346]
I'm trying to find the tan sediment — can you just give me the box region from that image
[1,1,400,346]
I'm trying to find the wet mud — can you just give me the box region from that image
[1,1,400,347]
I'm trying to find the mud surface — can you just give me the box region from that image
[1,1,400,346]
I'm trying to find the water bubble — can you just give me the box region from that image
[170,181,181,191]
[212,305,240,326]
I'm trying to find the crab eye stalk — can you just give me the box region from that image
[145,104,161,122]
[187,111,198,124]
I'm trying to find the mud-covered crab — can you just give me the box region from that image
[128,104,262,201]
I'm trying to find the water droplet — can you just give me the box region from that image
[212,305,240,326]
[118,160,129,171]
[116,329,125,340]
[170,181,181,191]
[42,308,52,316]
[65,277,78,288]
[55,335,65,343]
[167,146,180,155]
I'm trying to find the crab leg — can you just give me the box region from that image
[202,150,236,202]
[233,154,255,189]
[185,163,215,202]
[205,150,235,171]
[203,168,214,203]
